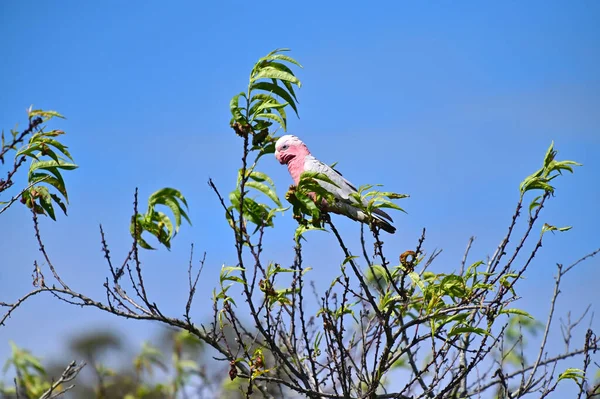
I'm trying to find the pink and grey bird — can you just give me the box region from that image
[274,135,396,234]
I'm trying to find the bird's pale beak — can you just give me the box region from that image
[275,150,284,164]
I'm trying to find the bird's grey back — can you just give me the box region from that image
[303,156,359,201]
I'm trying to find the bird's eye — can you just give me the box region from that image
[281,144,289,150]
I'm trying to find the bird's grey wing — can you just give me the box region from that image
[304,157,395,223]
[304,157,358,201]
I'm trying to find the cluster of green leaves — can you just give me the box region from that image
[285,171,338,232]
[130,331,202,398]
[558,368,586,384]
[228,170,287,234]
[224,348,273,393]
[286,178,408,239]
[417,271,495,337]
[0,342,53,397]
[349,184,408,216]
[215,262,309,330]
[227,49,303,234]
[512,141,581,247]
[95,330,204,399]
[364,255,535,340]
[521,141,581,223]
[541,223,572,237]
[230,48,302,136]
[287,177,408,241]
[261,263,306,307]
[215,51,306,388]
[316,298,359,325]
[1,331,206,399]
[520,141,581,196]
[13,109,78,220]
[130,188,191,250]
[133,342,167,377]
[590,371,600,395]
[214,264,245,327]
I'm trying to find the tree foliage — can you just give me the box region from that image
[1,48,598,399]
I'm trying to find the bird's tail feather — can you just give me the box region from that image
[373,207,394,223]
[373,214,396,234]
[329,201,396,234]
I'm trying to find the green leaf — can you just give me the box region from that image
[407,271,425,292]
[177,359,200,371]
[220,265,246,285]
[148,187,191,234]
[255,113,286,131]
[335,302,358,320]
[529,195,543,216]
[299,171,340,188]
[221,275,246,285]
[557,368,585,383]
[29,109,65,120]
[520,142,581,195]
[29,159,77,177]
[253,60,297,80]
[249,94,289,131]
[499,308,534,319]
[131,188,190,250]
[247,198,270,226]
[439,275,469,300]
[34,186,56,220]
[550,160,581,174]
[282,80,298,101]
[149,187,188,208]
[448,326,491,337]
[249,92,277,107]
[50,193,68,216]
[465,260,484,278]
[16,143,42,159]
[230,189,270,227]
[365,264,389,284]
[29,173,68,201]
[444,313,468,325]
[382,192,410,200]
[294,224,325,242]
[541,223,572,235]
[153,211,174,239]
[264,54,303,68]
[251,68,301,88]
[264,47,290,57]
[298,181,334,200]
[254,99,288,112]
[222,266,245,273]
[37,137,73,160]
[230,92,246,122]
[138,217,169,249]
[342,255,359,266]
[156,197,187,232]
[33,166,66,186]
[247,170,275,187]
[373,200,407,214]
[250,82,299,116]
[37,129,65,138]
[246,181,281,207]
[294,190,318,213]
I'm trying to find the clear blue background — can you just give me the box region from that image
[1,0,599,395]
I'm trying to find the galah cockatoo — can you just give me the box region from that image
[274,135,396,234]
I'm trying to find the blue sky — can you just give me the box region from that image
[1,0,599,394]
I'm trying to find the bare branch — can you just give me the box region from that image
[39,361,86,399]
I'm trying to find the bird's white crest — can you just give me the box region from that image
[275,135,304,149]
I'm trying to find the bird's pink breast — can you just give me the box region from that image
[287,156,306,185]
